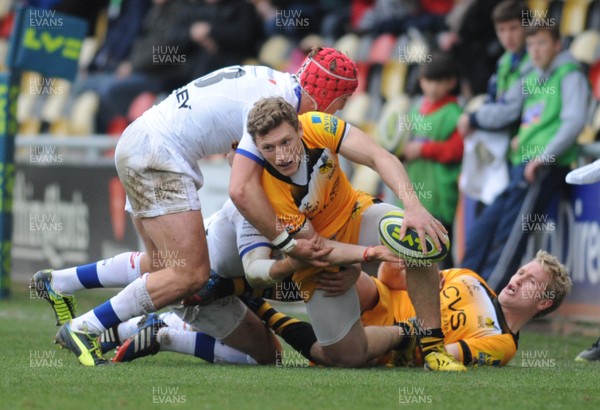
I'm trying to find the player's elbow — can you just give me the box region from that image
[229,181,245,205]
[229,178,252,209]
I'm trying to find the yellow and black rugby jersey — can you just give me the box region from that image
[438,269,518,366]
[261,112,358,240]
[361,269,518,366]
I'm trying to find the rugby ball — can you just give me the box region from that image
[379,210,449,263]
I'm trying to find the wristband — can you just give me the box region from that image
[272,231,291,248]
[280,238,297,254]
[363,246,374,262]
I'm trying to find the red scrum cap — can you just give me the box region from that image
[295,47,358,112]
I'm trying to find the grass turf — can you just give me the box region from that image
[1,281,599,410]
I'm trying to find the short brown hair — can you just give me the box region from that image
[534,250,572,318]
[492,1,528,24]
[525,23,560,41]
[247,97,299,143]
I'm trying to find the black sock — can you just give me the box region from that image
[417,328,445,357]
[245,297,317,361]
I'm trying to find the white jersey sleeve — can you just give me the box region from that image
[231,203,273,259]
[205,199,272,278]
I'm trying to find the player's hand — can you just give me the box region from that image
[316,265,360,297]
[400,204,447,254]
[288,237,332,267]
[364,245,403,263]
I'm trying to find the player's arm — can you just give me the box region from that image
[243,221,400,288]
[338,126,447,251]
[229,154,280,239]
[229,154,331,266]
[294,221,402,266]
[242,245,297,288]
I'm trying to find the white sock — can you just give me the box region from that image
[213,340,258,365]
[51,252,142,295]
[157,328,257,364]
[71,274,156,335]
[158,312,190,331]
[158,328,196,355]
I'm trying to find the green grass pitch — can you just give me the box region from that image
[1,281,599,410]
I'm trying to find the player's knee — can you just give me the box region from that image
[187,268,210,293]
[177,264,210,293]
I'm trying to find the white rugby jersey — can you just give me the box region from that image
[140,65,301,176]
[205,199,273,278]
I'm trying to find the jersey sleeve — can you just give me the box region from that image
[300,112,350,153]
[237,105,265,166]
[233,211,272,259]
[455,333,517,366]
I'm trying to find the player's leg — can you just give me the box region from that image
[183,274,303,306]
[461,164,527,276]
[172,296,280,364]
[31,252,148,326]
[158,328,258,364]
[358,202,465,371]
[306,287,401,367]
[155,312,256,364]
[52,218,160,366]
[55,121,213,366]
[242,297,317,361]
[57,210,210,363]
[111,311,259,365]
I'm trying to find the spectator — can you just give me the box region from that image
[320,0,350,40]
[94,0,199,131]
[87,0,151,74]
[186,0,264,77]
[357,0,449,36]
[458,0,532,208]
[440,0,503,99]
[53,0,109,37]
[400,52,463,269]
[461,24,589,286]
[96,0,263,132]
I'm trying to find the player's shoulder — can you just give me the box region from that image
[300,112,345,136]
[245,66,295,92]
[442,268,484,284]
[442,268,496,297]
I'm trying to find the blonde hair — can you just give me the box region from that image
[535,250,572,317]
[247,97,299,143]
